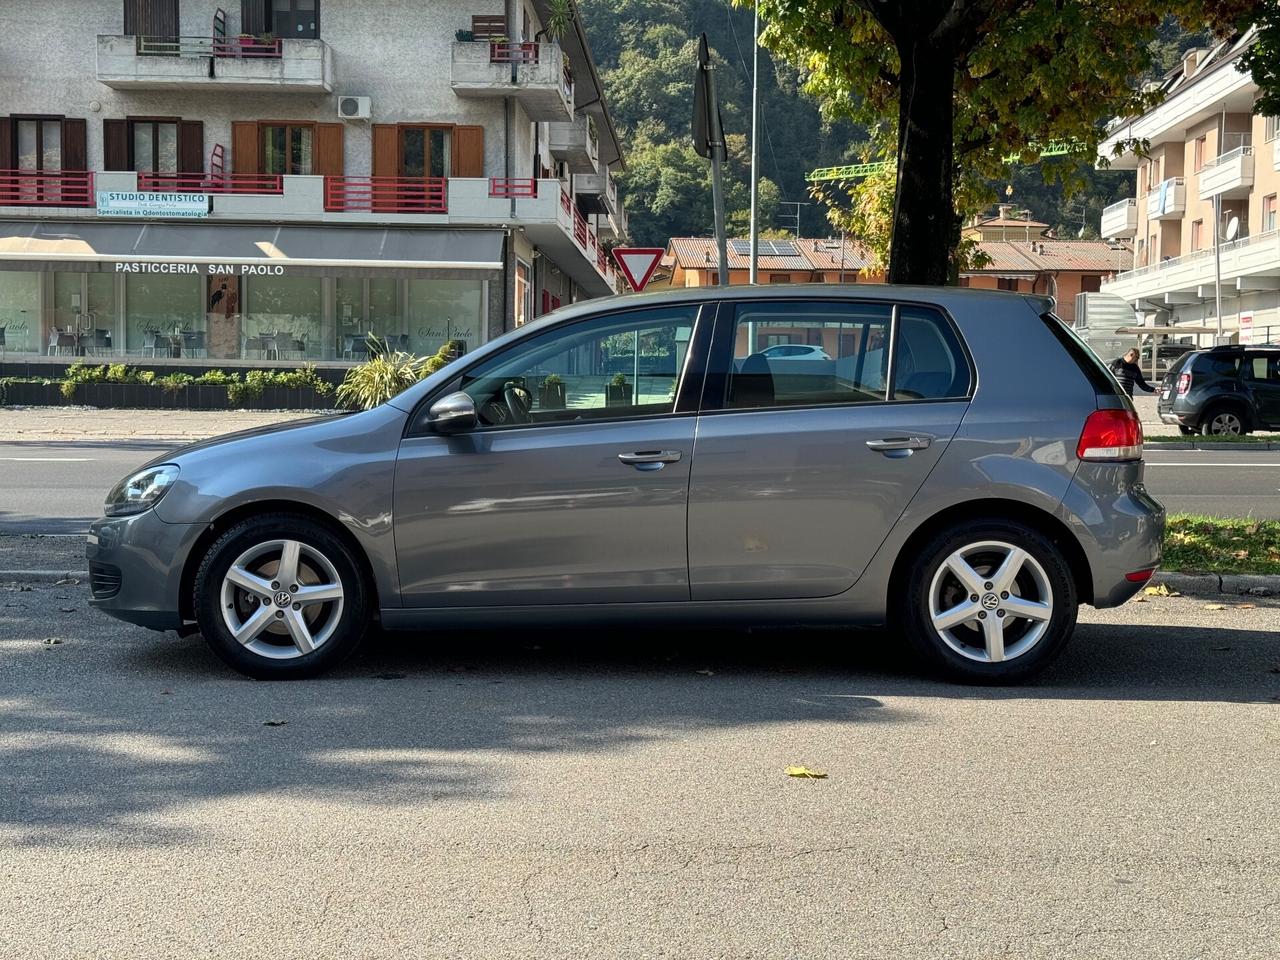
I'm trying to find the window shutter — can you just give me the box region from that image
[313,123,344,177]
[178,120,204,173]
[452,125,484,178]
[61,118,87,171]
[0,118,12,170]
[372,124,398,179]
[240,0,268,35]
[231,121,259,174]
[126,0,179,37]
[103,119,129,171]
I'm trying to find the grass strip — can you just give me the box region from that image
[1162,513,1280,575]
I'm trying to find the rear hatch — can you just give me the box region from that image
[1158,351,1197,413]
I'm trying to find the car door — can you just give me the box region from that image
[687,298,972,601]
[393,303,706,606]
[1244,353,1280,426]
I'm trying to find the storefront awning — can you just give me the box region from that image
[0,220,505,279]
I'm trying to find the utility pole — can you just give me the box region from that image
[748,5,760,284]
[693,35,729,287]
[1213,192,1223,343]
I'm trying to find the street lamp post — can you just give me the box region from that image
[1213,192,1223,343]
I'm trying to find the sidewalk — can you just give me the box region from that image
[0,407,323,443]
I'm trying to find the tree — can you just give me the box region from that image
[753,0,1252,284]
[1241,2,1280,117]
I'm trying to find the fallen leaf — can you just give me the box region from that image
[1232,550,1249,560]
[786,766,827,779]
[59,606,76,613]
[41,637,62,646]
[262,720,288,727]
[54,577,79,586]
[1133,596,1148,603]
[1203,603,1227,611]
[1238,603,1258,609]
[696,668,715,676]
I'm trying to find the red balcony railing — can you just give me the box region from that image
[138,172,283,194]
[489,177,538,198]
[572,207,590,247]
[324,176,448,213]
[0,169,94,207]
[489,41,539,63]
[560,186,572,215]
[135,35,283,58]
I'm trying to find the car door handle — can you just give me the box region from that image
[618,450,682,467]
[865,436,933,452]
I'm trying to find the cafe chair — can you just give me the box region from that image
[142,332,160,358]
[184,330,206,359]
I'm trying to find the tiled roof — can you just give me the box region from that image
[976,216,1050,229]
[665,237,875,272]
[970,240,1133,273]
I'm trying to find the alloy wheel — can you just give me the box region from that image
[1209,412,1243,435]
[926,540,1054,663]
[219,539,345,659]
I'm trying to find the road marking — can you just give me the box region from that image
[1145,462,1280,467]
[0,457,96,462]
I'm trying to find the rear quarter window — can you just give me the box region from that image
[1037,312,1122,397]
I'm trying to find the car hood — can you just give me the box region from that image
[141,411,359,469]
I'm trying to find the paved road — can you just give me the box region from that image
[2,441,1278,537]
[0,537,1276,959]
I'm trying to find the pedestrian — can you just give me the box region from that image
[1109,347,1155,397]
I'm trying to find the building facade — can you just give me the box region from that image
[1098,29,1280,346]
[0,0,626,367]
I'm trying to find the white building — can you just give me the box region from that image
[0,0,627,366]
[1098,29,1280,347]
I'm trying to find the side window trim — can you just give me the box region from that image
[404,302,714,438]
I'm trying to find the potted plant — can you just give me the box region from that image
[606,371,630,407]
[539,373,565,409]
[455,28,475,42]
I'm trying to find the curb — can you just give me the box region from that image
[1152,571,1280,597]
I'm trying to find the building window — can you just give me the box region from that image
[261,123,313,175]
[1080,275,1102,294]
[515,259,532,326]
[1267,116,1280,143]
[997,277,1018,291]
[131,119,178,173]
[1264,195,1278,233]
[768,274,791,283]
[269,0,320,39]
[15,118,61,171]
[1191,220,1203,252]
[1193,135,1206,172]
[400,126,451,178]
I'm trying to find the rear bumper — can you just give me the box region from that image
[1058,462,1166,609]
[87,510,203,631]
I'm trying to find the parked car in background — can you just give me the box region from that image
[1140,342,1194,376]
[1158,345,1280,435]
[88,286,1164,684]
[761,343,832,360]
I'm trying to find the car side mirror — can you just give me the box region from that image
[428,392,478,435]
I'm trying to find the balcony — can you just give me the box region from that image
[96,35,333,92]
[1100,198,1138,238]
[548,116,599,174]
[1102,229,1280,306]
[324,177,448,214]
[0,170,94,207]
[1198,146,1255,200]
[1145,177,1186,220]
[450,41,572,121]
[572,163,619,219]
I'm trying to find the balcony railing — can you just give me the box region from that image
[489,41,539,63]
[323,176,448,213]
[138,171,284,194]
[135,35,283,57]
[0,170,94,207]
[1198,145,1255,200]
[1146,177,1185,219]
[1203,145,1254,170]
[489,177,539,198]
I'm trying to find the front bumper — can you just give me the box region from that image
[87,510,203,630]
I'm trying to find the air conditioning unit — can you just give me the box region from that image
[337,96,371,120]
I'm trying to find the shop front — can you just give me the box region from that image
[0,221,504,365]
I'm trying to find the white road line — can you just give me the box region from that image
[1145,462,1280,467]
[0,457,96,462]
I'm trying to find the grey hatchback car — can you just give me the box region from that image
[89,286,1163,682]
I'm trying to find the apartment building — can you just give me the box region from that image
[0,0,626,367]
[1098,28,1280,345]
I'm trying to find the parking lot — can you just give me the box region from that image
[2,535,1277,958]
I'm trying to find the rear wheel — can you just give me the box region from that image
[898,520,1077,683]
[194,514,369,679]
[1200,405,1247,436]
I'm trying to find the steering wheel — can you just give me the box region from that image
[502,384,532,424]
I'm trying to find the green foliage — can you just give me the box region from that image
[156,372,195,393]
[610,372,629,387]
[336,352,431,410]
[193,369,240,386]
[227,365,331,407]
[542,0,573,40]
[1242,5,1280,118]
[543,373,564,386]
[1163,514,1280,575]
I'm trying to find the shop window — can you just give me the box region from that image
[243,275,323,359]
[0,270,40,354]
[407,278,484,356]
[123,272,204,354]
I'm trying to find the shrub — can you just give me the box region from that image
[156,372,195,393]
[336,352,430,410]
[193,369,240,386]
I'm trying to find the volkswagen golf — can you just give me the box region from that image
[88,286,1164,683]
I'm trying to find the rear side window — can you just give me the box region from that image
[1037,311,1122,396]
[1193,353,1241,377]
[1164,351,1195,378]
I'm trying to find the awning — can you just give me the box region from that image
[0,220,505,279]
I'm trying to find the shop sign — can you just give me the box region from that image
[113,261,287,275]
[97,191,211,219]
[1239,311,1254,345]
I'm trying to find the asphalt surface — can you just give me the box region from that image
[0,533,1277,959]
[1,440,1279,537]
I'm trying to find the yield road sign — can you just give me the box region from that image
[611,247,665,292]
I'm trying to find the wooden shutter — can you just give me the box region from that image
[125,0,179,37]
[61,119,87,171]
[103,119,129,170]
[372,124,398,179]
[240,0,269,35]
[0,118,11,170]
[452,125,484,178]
[231,121,259,174]
[313,123,344,177]
[178,120,204,173]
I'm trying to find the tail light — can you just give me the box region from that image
[1176,372,1192,396]
[1077,408,1143,461]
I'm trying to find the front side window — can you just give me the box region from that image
[453,305,698,429]
[1246,355,1280,382]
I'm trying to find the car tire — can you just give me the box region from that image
[898,519,1078,683]
[194,513,370,679]
[1199,404,1247,437]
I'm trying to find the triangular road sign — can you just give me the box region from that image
[611,247,665,292]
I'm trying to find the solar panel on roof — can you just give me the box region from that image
[728,239,801,256]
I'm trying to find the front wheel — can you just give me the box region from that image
[898,520,1077,683]
[194,514,370,679]
[1200,406,1246,436]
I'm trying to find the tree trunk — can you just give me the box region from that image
[887,36,958,285]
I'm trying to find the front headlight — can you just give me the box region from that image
[104,464,180,517]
